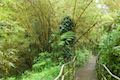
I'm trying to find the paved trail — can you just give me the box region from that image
[75,55,97,80]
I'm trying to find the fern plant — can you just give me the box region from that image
[51,16,75,61]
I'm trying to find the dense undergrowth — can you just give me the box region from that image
[0,0,120,80]
[2,52,60,80]
[0,0,92,79]
[97,12,120,79]
[1,49,90,80]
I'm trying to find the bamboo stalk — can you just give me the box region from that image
[73,21,98,45]
[72,0,78,20]
[75,0,94,26]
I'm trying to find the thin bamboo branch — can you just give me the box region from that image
[73,21,98,46]
[75,0,94,26]
[72,0,78,20]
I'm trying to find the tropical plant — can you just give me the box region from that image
[75,48,91,67]
[7,0,57,52]
[98,25,120,79]
[51,16,75,61]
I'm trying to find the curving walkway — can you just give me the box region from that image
[75,55,97,80]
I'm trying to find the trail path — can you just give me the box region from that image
[75,55,97,80]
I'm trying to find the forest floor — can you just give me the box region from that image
[75,55,97,80]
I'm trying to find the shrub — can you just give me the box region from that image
[98,27,120,79]
[51,16,75,61]
[75,48,91,67]
[0,21,31,77]
[8,0,57,52]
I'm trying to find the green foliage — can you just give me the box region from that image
[5,0,57,52]
[2,52,60,80]
[59,31,75,46]
[98,26,120,79]
[51,16,75,61]
[75,49,91,67]
[51,0,102,49]
[51,31,75,50]
[4,66,60,80]
[0,21,29,49]
[32,52,56,72]
[0,20,31,77]
[1,0,120,80]
[58,16,75,47]
[22,66,59,80]
[59,16,74,34]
